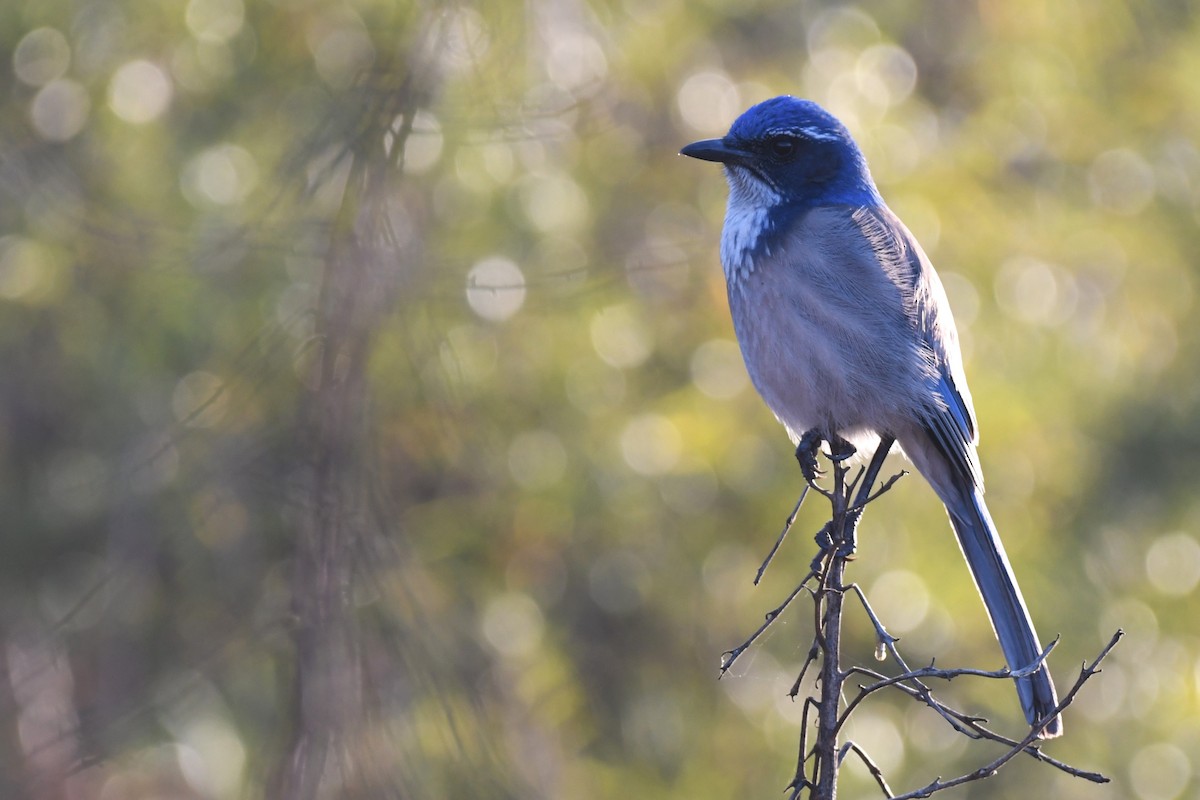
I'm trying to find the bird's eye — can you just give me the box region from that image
[767,136,798,160]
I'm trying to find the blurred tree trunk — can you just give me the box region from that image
[3,623,83,800]
[273,95,411,797]
[274,249,370,797]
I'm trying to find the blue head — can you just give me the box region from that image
[681,96,882,277]
[681,96,881,210]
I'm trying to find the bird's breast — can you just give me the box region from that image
[727,264,843,438]
[722,208,931,442]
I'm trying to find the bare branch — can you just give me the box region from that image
[789,639,822,700]
[756,486,811,585]
[786,698,819,800]
[720,572,816,676]
[849,469,909,513]
[806,436,896,800]
[726,433,1114,799]
[839,740,895,798]
[845,582,899,654]
[885,630,1122,799]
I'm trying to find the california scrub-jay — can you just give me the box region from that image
[681,96,1061,737]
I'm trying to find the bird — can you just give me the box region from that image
[680,96,1061,738]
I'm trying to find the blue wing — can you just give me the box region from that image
[851,204,1061,735]
[925,370,983,489]
[851,206,983,487]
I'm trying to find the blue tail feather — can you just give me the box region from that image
[946,487,1062,737]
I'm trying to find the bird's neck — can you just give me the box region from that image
[719,169,883,288]
[720,204,772,286]
[719,168,784,286]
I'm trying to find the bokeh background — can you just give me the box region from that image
[2,0,1199,798]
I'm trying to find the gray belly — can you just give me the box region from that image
[727,267,926,443]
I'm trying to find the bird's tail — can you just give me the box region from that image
[946,487,1062,738]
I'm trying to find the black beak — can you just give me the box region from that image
[680,138,750,165]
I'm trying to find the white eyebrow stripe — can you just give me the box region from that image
[796,126,839,141]
[766,126,839,142]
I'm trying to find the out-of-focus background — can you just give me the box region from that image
[1,1,1198,798]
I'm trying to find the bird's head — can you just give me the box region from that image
[681,96,880,212]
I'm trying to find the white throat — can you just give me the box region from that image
[720,166,780,286]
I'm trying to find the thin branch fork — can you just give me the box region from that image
[839,740,894,798]
[726,434,1114,799]
[837,638,1061,736]
[887,630,1122,799]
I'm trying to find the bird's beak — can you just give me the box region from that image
[680,138,751,166]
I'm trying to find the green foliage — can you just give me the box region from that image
[1,0,1199,797]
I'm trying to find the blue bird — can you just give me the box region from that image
[681,96,1061,737]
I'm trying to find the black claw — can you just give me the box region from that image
[795,430,858,486]
[810,518,858,566]
[827,434,856,463]
[838,511,860,559]
[795,429,825,485]
[811,522,835,571]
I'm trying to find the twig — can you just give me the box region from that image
[786,699,819,799]
[839,740,894,797]
[846,582,899,653]
[790,639,822,699]
[756,486,810,585]
[839,639,1061,730]
[720,571,816,676]
[845,566,1002,735]
[887,630,1121,799]
[848,469,908,513]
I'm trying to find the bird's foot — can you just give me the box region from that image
[811,522,834,571]
[810,522,861,572]
[795,430,825,485]
[827,434,856,464]
[810,517,858,570]
[839,508,861,559]
[799,431,859,567]
[794,430,856,487]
